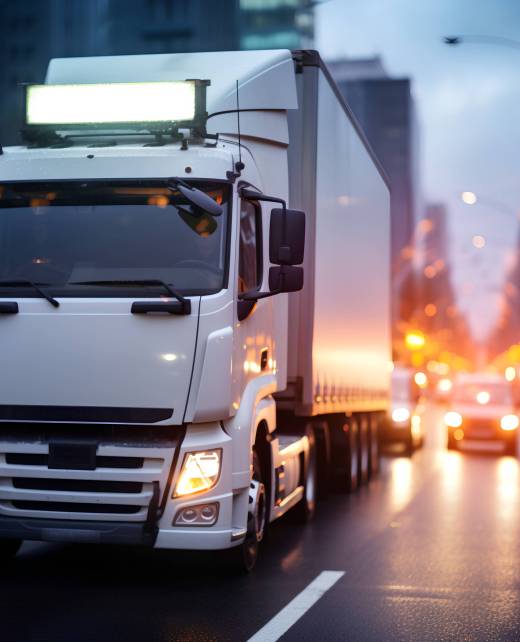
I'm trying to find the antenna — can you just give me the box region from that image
[235,80,245,174]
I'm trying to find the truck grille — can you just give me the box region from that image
[0,424,179,522]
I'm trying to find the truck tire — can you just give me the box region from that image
[292,425,317,523]
[329,416,359,492]
[368,414,380,479]
[358,415,370,484]
[404,429,414,457]
[314,420,331,498]
[348,417,360,492]
[0,538,21,559]
[447,430,457,451]
[504,437,517,457]
[228,450,266,573]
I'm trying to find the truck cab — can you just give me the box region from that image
[0,49,390,571]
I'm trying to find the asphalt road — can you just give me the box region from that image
[2,403,520,642]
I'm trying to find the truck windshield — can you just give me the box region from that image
[0,179,230,297]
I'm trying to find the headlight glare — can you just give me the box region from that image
[444,411,463,428]
[392,407,410,423]
[173,449,222,497]
[500,415,519,431]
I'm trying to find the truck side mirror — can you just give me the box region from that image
[269,208,305,265]
[269,266,304,293]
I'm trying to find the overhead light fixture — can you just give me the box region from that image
[25,80,207,129]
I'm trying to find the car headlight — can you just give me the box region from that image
[392,407,410,423]
[500,415,519,431]
[444,411,462,428]
[173,449,222,497]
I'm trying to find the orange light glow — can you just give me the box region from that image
[417,218,434,235]
[453,428,464,441]
[30,198,49,207]
[147,195,169,208]
[424,303,437,317]
[505,366,516,382]
[437,378,452,393]
[406,331,426,351]
[414,371,428,388]
[423,265,436,279]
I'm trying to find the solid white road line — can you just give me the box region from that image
[247,570,345,642]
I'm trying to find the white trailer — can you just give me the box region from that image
[0,49,390,570]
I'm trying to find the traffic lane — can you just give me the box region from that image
[279,441,520,639]
[0,404,466,642]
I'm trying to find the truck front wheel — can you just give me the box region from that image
[292,425,317,523]
[228,450,266,573]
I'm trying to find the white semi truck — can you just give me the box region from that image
[0,49,390,571]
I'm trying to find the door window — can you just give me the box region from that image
[238,200,262,294]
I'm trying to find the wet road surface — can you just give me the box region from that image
[1,403,519,641]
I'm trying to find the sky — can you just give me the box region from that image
[315,0,520,341]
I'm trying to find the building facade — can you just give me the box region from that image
[0,0,314,145]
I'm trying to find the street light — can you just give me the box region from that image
[459,191,519,219]
[472,235,486,249]
[443,35,520,51]
[461,191,477,205]
[405,331,426,351]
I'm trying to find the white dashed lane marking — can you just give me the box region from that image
[247,570,345,642]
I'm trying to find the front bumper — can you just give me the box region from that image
[0,421,241,550]
[0,515,157,546]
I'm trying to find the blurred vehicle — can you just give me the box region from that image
[382,367,424,455]
[444,373,518,455]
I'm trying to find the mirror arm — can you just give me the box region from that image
[238,289,281,302]
[240,186,291,263]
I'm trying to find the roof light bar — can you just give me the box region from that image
[25,80,208,131]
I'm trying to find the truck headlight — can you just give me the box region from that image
[173,449,222,497]
[444,411,462,428]
[392,408,410,423]
[500,415,519,431]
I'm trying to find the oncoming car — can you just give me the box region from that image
[444,373,518,455]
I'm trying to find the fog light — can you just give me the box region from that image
[174,502,220,526]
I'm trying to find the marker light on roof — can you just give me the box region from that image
[26,81,196,126]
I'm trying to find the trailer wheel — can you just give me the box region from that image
[368,414,380,479]
[0,538,21,559]
[404,429,414,457]
[348,418,360,492]
[228,450,266,573]
[358,415,370,484]
[314,421,331,498]
[447,430,457,451]
[292,425,317,523]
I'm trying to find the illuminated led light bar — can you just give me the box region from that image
[26,81,197,127]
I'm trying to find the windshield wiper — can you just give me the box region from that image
[0,280,60,308]
[70,279,190,312]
